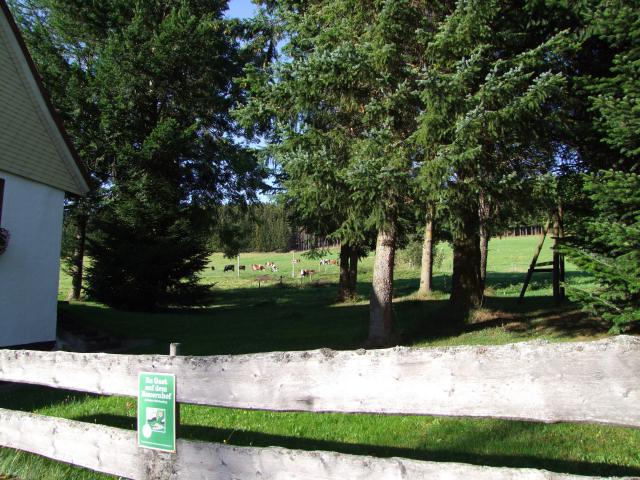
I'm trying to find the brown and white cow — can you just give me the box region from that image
[252,264,265,271]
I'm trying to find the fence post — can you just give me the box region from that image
[169,343,181,437]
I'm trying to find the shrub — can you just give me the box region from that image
[400,240,445,271]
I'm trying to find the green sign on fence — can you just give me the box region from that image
[137,372,176,452]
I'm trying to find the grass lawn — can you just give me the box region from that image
[2,235,639,479]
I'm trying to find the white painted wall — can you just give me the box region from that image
[0,171,64,347]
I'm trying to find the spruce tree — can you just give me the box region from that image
[240,0,449,345]
[415,0,573,312]
[561,1,639,330]
[9,0,105,300]
[14,0,265,310]
[562,171,640,331]
[586,1,640,166]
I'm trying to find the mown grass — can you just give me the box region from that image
[2,236,639,479]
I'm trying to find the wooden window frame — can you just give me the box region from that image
[0,177,4,225]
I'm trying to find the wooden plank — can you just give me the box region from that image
[0,408,140,479]
[518,219,551,303]
[1,337,640,427]
[0,409,619,480]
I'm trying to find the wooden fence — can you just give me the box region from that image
[502,225,546,237]
[1,336,639,479]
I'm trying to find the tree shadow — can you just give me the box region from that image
[59,295,374,356]
[487,270,593,291]
[58,265,605,358]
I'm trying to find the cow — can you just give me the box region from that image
[270,265,278,272]
[239,265,246,271]
[266,261,275,268]
[320,259,329,265]
[300,269,316,277]
[329,259,338,265]
[252,264,265,271]
[224,264,234,272]
[291,259,300,264]
[210,266,215,271]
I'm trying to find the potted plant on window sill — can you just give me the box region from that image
[0,228,10,255]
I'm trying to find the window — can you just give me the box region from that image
[0,178,4,224]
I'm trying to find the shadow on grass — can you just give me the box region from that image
[58,267,606,357]
[0,385,96,412]
[487,270,592,291]
[71,413,640,478]
[59,296,372,356]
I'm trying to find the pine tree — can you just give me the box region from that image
[415,0,573,312]
[560,1,640,331]
[14,0,265,310]
[562,171,640,331]
[586,1,640,166]
[240,0,449,345]
[9,0,105,300]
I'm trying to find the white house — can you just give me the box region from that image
[0,1,90,348]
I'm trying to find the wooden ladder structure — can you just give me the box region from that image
[518,206,565,304]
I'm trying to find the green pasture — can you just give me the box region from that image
[2,236,639,479]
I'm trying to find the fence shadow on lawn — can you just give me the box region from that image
[67,413,640,478]
[0,385,93,413]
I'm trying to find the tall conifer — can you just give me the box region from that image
[415,0,572,311]
[240,0,448,344]
[13,0,265,310]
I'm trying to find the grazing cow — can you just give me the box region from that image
[210,266,215,271]
[239,265,246,271]
[292,259,300,264]
[270,265,278,272]
[329,259,338,265]
[319,259,329,266]
[266,261,275,267]
[252,264,265,271]
[223,264,234,272]
[300,269,316,277]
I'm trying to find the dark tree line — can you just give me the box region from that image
[210,203,293,255]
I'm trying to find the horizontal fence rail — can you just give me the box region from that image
[0,408,627,480]
[1,336,639,427]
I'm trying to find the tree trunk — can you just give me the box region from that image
[338,243,351,301]
[369,220,397,346]
[418,212,434,296]
[67,214,88,301]
[479,227,489,290]
[339,244,360,301]
[450,207,482,312]
[348,247,358,298]
[478,191,490,291]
